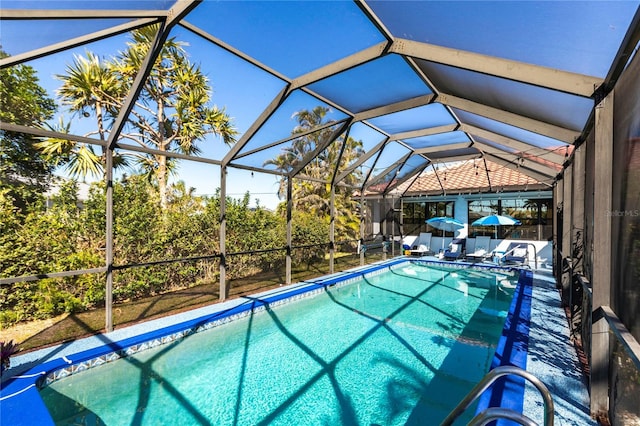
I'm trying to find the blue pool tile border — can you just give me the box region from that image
[475,269,533,420]
[0,258,527,426]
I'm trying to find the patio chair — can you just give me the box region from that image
[503,242,529,266]
[409,232,433,256]
[443,238,465,261]
[465,236,492,262]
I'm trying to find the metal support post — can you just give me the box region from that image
[591,90,613,418]
[219,166,227,300]
[105,147,114,332]
[329,186,335,274]
[286,177,292,285]
[360,194,365,266]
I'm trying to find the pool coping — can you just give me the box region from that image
[476,268,533,417]
[0,258,527,425]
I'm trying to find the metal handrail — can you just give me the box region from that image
[499,243,539,269]
[526,242,539,270]
[469,407,538,426]
[440,365,554,426]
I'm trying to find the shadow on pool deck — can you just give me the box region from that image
[522,272,597,425]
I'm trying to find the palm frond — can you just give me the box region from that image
[66,144,102,179]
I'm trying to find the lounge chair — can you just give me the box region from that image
[503,242,529,266]
[465,236,492,262]
[443,238,465,261]
[409,232,433,256]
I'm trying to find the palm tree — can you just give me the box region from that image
[57,52,121,144]
[111,25,237,208]
[37,52,124,178]
[265,106,363,240]
[39,25,237,208]
[38,117,103,179]
[264,107,330,206]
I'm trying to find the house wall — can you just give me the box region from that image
[379,190,552,239]
[367,191,553,266]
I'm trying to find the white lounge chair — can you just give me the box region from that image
[503,242,529,266]
[409,232,433,256]
[465,236,492,262]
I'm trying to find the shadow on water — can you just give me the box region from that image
[398,267,521,425]
[39,300,274,425]
[236,268,456,425]
[231,265,518,425]
[242,295,363,426]
[126,345,212,426]
[40,326,215,425]
[39,264,519,426]
[232,303,255,426]
[39,386,107,425]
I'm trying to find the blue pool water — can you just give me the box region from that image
[39,262,518,425]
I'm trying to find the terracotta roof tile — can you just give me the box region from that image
[397,159,548,195]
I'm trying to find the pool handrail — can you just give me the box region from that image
[468,407,538,426]
[526,242,539,270]
[498,243,538,269]
[440,365,554,426]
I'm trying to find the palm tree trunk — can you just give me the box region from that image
[157,101,168,209]
[158,152,168,209]
[96,102,107,166]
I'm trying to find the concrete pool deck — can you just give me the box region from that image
[523,271,596,425]
[2,259,597,425]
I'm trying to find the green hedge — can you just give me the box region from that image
[0,177,350,327]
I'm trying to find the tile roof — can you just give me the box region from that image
[396,159,550,195]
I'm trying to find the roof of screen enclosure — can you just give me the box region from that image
[2,0,640,198]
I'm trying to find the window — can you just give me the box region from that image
[403,201,455,237]
[426,201,455,237]
[402,202,424,236]
[468,198,553,240]
[502,199,534,239]
[539,200,552,240]
[468,200,499,237]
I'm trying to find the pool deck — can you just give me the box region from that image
[523,271,596,425]
[2,258,597,425]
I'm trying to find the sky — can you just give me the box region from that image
[2,0,638,210]
[0,7,296,210]
[0,1,406,210]
[2,25,284,209]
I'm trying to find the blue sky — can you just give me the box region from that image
[1,1,402,210]
[1,26,285,209]
[0,42,255,210]
[3,0,638,208]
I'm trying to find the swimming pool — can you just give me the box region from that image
[1,259,532,425]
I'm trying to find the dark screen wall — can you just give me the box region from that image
[611,51,640,343]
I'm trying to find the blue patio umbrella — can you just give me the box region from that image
[426,216,464,250]
[471,214,521,238]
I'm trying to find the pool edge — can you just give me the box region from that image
[475,268,534,419]
[0,258,526,425]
